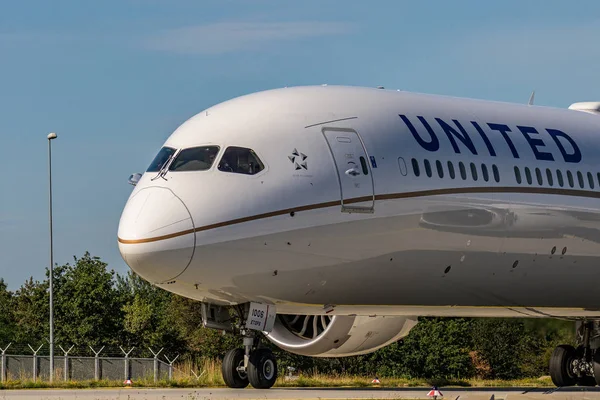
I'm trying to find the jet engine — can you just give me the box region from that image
[264,314,418,357]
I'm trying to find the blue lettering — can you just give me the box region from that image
[400,113,581,164]
[517,125,554,161]
[399,114,439,152]
[471,121,496,156]
[547,129,581,163]
[435,118,477,155]
[488,123,519,158]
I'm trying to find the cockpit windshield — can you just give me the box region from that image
[218,146,264,175]
[147,146,176,172]
[169,146,220,172]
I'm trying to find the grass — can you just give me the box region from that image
[273,374,554,388]
[0,359,555,390]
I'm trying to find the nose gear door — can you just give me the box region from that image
[322,127,374,213]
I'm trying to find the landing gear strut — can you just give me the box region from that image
[550,321,600,387]
[203,303,278,389]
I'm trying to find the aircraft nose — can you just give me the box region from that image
[118,187,195,283]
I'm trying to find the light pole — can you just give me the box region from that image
[47,132,57,382]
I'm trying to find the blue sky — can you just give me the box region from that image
[1,0,599,289]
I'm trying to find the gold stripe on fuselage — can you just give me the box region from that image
[117,186,600,245]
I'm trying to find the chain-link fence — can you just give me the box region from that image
[0,343,181,382]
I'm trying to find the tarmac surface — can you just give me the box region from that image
[2,387,600,400]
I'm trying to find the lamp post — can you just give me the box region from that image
[47,132,57,382]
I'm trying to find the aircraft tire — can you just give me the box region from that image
[222,348,249,389]
[248,348,278,389]
[550,345,577,387]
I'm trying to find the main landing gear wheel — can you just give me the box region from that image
[550,345,577,387]
[248,348,278,389]
[222,348,249,388]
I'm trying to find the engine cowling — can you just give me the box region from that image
[264,314,418,357]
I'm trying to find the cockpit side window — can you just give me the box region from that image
[147,146,176,172]
[169,146,220,172]
[218,146,264,175]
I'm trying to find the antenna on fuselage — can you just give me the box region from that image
[528,90,535,106]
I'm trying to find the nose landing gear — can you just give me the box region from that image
[550,321,600,387]
[202,302,278,389]
[220,329,278,389]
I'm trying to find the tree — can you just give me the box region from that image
[121,272,186,355]
[0,279,15,344]
[168,295,241,360]
[472,319,526,379]
[521,319,575,377]
[53,253,124,348]
[12,276,50,345]
[390,318,475,379]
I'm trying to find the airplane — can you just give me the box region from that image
[117,85,600,389]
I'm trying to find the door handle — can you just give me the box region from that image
[345,168,360,177]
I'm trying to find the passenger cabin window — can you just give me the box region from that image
[412,158,420,176]
[436,160,444,178]
[577,171,585,188]
[492,165,500,183]
[557,170,564,187]
[447,161,455,179]
[218,146,265,175]
[567,171,574,187]
[424,159,432,177]
[481,164,489,182]
[535,168,543,185]
[546,169,554,186]
[459,162,467,180]
[169,146,220,171]
[147,146,176,172]
[525,167,533,185]
[470,162,478,181]
[514,166,522,184]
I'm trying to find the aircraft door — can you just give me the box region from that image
[322,128,374,213]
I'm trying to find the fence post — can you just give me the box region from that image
[148,347,163,383]
[190,369,205,381]
[59,345,74,381]
[0,343,11,383]
[120,346,134,381]
[89,346,104,381]
[27,344,43,382]
[164,354,179,381]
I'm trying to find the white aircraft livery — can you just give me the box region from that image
[118,85,600,389]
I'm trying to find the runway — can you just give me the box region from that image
[1,387,600,400]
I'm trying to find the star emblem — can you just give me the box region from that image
[289,148,307,170]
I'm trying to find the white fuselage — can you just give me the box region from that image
[118,86,600,319]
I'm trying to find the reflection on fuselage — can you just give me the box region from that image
[419,202,600,242]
